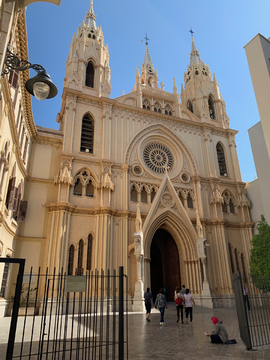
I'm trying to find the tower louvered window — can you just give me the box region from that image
[80,114,94,153]
[85,62,94,88]
[208,96,215,119]
[187,100,193,113]
[216,142,227,176]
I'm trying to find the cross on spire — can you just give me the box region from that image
[145,33,150,45]
[189,28,194,37]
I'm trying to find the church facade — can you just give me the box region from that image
[0,1,253,315]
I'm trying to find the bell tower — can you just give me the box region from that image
[64,0,111,98]
[181,35,229,128]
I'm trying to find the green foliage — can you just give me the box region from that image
[250,215,270,291]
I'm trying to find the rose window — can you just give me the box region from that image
[143,143,174,174]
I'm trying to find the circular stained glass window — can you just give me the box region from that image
[143,143,174,174]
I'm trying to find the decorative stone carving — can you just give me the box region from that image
[100,167,114,191]
[210,183,224,204]
[135,203,142,233]
[161,192,175,208]
[196,210,204,238]
[54,159,73,185]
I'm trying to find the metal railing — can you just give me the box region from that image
[1,260,128,360]
[233,271,270,349]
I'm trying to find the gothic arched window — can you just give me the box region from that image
[164,104,172,116]
[154,102,161,113]
[74,178,83,196]
[241,253,247,280]
[131,185,137,202]
[86,180,94,197]
[187,194,193,209]
[222,201,227,213]
[80,113,94,153]
[87,234,93,271]
[187,100,193,113]
[216,142,227,176]
[141,187,147,203]
[68,245,75,275]
[77,239,84,275]
[208,96,215,119]
[85,62,94,88]
[150,188,156,202]
[143,99,150,110]
[229,199,235,214]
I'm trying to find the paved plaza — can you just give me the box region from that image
[0,303,270,359]
[128,303,270,360]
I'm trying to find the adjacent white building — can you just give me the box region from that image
[245,34,270,228]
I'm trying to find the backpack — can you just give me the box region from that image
[175,294,182,305]
[156,294,165,308]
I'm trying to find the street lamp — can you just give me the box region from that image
[2,46,58,101]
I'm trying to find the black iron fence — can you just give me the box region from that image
[0,259,128,360]
[233,271,270,349]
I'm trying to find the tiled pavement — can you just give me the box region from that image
[0,303,270,359]
[128,303,270,360]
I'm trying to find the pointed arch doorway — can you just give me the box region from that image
[150,228,180,301]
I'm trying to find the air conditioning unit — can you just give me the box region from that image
[85,149,89,153]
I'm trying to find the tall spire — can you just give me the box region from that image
[190,37,201,67]
[85,0,96,29]
[142,43,154,74]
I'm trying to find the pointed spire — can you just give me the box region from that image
[173,77,177,94]
[85,0,96,29]
[142,43,154,74]
[190,37,201,67]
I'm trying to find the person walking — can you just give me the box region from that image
[181,285,186,296]
[205,316,229,344]
[155,288,167,325]
[174,287,184,323]
[184,288,195,323]
[144,287,153,322]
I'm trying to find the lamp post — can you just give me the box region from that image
[2,46,58,101]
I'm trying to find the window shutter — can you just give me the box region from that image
[6,177,16,206]
[12,71,19,89]
[14,191,21,217]
[18,200,28,222]
[10,187,19,211]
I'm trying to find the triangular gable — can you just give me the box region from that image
[84,42,100,63]
[142,173,198,241]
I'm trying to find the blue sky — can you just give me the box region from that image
[25,0,270,182]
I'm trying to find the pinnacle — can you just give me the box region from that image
[190,37,201,67]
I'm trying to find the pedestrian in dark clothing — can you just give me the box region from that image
[144,287,153,322]
[155,288,167,325]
